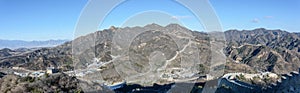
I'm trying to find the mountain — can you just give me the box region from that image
[0,42,72,70]
[0,48,14,58]
[225,28,300,74]
[0,39,69,49]
[0,24,219,86]
[0,24,300,85]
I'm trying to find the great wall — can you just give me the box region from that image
[218,72,262,93]
[264,68,300,93]
[218,68,300,93]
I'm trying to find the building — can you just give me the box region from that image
[46,67,58,74]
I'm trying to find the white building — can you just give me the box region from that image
[46,67,58,74]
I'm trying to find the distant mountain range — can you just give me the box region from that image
[0,39,69,49]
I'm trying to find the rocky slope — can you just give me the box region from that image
[0,42,72,70]
[225,28,300,74]
[0,48,32,58]
[0,73,81,93]
[72,24,218,86]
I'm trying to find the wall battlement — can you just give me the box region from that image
[265,68,300,93]
[219,68,300,93]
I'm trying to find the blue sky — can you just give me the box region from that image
[0,0,299,41]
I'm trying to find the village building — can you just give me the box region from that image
[46,67,59,74]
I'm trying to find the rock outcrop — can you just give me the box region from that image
[0,73,81,93]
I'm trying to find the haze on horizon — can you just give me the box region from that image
[0,0,299,41]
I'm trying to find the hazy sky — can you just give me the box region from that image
[0,0,299,41]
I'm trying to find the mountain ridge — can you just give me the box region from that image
[0,39,69,49]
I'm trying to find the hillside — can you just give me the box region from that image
[225,28,300,74]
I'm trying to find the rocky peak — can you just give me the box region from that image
[144,23,163,29]
[109,26,117,31]
[165,23,189,31]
